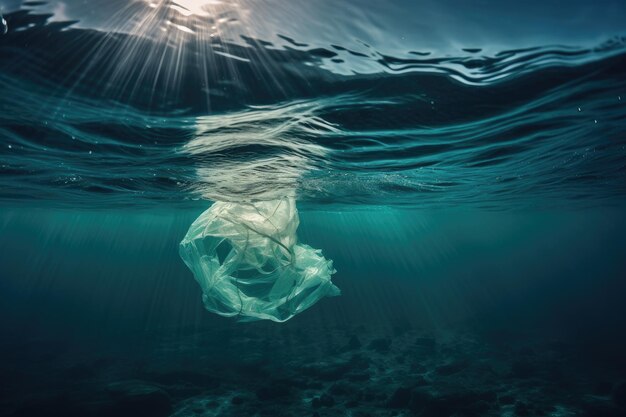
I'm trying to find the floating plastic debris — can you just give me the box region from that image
[179,198,339,322]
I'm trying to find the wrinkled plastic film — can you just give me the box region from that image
[179,198,339,322]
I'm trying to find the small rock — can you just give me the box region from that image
[387,387,412,409]
[515,401,530,416]
[613,380,626,408]
[348,372,370,382]
[435,360,469,376]
[415,376,430,387]
[415,337,437,352]
[311,397,322,408]
[312,393,335,408]
[362,390,377,403]
[581,397,625,417]
[410,390,496,416]
[256,383,291,401]
[518,346,536,356]
[594,381,614,396]
[510,360,535,379]
[348,354,371,370]
[302,360,353,381]
[408,390,438,415]
[368,338,392,354]
[320,393,335,407]
[231,395,244,405]
[346,399,359,408]
[145,370,218,388]
[329,382,354,396]
[63,363,96,380]
[14,394,82,417]
[393,319,412,337]
[105,380,172,417]
[346,335,362,350]
[498,394,515,405]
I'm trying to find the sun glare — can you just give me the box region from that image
[146,0,223,18]
[135,0,240,36]
[80,0,252,111]
[174,0,223,17]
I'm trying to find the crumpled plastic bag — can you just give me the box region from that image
[179,198,339,322]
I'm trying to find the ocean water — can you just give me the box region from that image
[1,1,626,416]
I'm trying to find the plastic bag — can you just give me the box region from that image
[179,198,339,322]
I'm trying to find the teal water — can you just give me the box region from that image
[1,8,626,208]
[2,207,625,332]
[1,1,626,416]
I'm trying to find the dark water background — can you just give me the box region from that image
[1,0,626,416]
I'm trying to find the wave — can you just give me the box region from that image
[1,9,626,208]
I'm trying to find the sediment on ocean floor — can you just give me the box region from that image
[2,323,625,417]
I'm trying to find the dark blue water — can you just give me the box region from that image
[1,1,626,416]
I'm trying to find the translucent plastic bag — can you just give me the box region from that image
[179,198,339,322]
